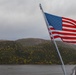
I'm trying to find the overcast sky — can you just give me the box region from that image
[0,0,76,40]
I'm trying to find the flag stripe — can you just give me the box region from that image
[62,17,76,26]
[62,28,76,32]
[62,40,76,44]
[51,34,76,39]
[62,17,76,24]
[52,31,76,36]
[61,36,76,39]
[62,20,75,26]
[62,24,76,28]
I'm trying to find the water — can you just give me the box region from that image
[0,65,75,75]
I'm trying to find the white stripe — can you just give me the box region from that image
[63,27,76,30]
[62,18,76,25]
[63,22,74,26]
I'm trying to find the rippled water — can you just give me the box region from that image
[0,65,75,75]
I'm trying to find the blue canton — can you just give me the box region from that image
[45,13,62,30]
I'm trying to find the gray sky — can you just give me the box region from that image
[0,0,76,40]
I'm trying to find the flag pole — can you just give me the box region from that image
[39,4,67,75]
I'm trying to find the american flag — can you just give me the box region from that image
[45,13,76,44]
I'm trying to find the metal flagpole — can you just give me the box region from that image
[39,4,67,75]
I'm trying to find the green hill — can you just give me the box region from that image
[16,38,49,47]
[0,40,24,64]
[0,38,76,64]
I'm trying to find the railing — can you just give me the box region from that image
[71,66,76,75]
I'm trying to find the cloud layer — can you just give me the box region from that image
[0,0,76,40]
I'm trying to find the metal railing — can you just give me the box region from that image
[71,66,76,75]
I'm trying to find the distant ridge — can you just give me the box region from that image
[0,38,76,50]
[16,38,76,50]
[16,38,49,47]
[0,38,76,64]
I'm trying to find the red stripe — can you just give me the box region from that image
[49,27,76,33]
[51,35,60,39]
[62,28,76,32]
[49,27,55,30]
[62,20,75,25]
[50,31,76,40]
[62,24,76,28]
[52,31,76,36]
[62,17,76,24]
[51,35,76,40]
[62,40,76,44]
[61,36,76,39]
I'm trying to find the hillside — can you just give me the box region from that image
[16,38,76,50]
[0,38,76,64]
[16,38,49,47]
[0,40,24,64]
[20,39,76,64]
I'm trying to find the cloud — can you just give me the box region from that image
[0,0,76,40]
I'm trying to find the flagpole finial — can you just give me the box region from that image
[39,3,43,12]
[39,3,42,10]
